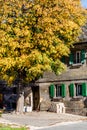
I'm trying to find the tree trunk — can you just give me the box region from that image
[16,82,24,114]
[16,93,24,114]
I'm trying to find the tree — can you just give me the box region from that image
[0,0,86,113]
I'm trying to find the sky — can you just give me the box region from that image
[81,0,87,8]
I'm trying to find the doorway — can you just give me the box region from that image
[32,86,40,110]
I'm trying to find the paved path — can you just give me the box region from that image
[1,112,87,130]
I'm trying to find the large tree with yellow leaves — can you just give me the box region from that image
[0,0,86,112]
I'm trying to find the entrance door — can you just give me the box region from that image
[32,86,40,110]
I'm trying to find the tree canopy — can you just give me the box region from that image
[0,0,86,84]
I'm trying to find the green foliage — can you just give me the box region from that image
[0,0,86,84]
[0,127,26,130]
[0,124,27,130]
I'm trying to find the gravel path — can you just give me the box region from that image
[1,111,87,128]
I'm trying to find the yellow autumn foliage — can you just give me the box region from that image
[0,0,86,84]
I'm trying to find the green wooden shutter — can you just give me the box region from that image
[69,83,74,97]
[69,53,73,65]
[61,84,66,97]
[81,50,85,64]
[82,83,87,96]
[49,84,55,98]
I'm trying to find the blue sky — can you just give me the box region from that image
[81,0,87,8]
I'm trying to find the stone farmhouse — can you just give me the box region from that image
[34,22,87,116]
[0,23,87,116]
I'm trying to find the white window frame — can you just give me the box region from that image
[76,51,81,63]
[55,85,62,97]
[75,84,82,96]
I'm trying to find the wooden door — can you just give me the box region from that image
[32,86,40,110]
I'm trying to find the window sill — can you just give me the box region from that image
[53,97,63,102]
[72,63,82,66]
[69,63,83,68]
[71,96,83,101]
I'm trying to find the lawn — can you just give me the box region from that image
[0,127,27,130]
[0,124,28,130]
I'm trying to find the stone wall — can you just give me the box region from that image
[38,80,87,116]
[49,102,65,113]
[64,98,87,116]
[47,98,87,116]
[39,83,51,111]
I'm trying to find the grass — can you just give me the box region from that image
[0,124,28,130]
[0,127,26,130]
[0,110,29,130]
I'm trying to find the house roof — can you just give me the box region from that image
[36,68,87,83]
[78,22,87,42]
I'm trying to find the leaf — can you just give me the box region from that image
[0,0,86,84]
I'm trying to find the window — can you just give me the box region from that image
[69,83,87,97]
[55,84,66,97]
[56,85,61,97]
[76,51,81,63]
[76,84,82,96]
[69,50,86,65]
[49,84,66,98]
